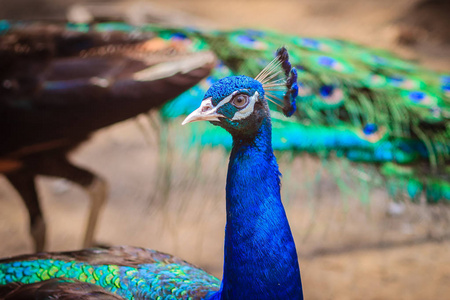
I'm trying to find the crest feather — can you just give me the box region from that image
[255,47,298,117]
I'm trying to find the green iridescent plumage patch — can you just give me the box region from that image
[0,258,220,299]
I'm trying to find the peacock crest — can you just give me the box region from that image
[254,47,298,117]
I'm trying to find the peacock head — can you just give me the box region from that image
[182,75,268,136]
[182,47,298,137]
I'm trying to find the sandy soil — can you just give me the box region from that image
[1,1,450,299]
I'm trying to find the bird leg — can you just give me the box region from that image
[6,170,46,252]
[81,176,108,248]
[37,155,108,249]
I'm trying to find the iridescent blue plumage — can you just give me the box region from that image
[220,116,302,299]
[182,47,303,299]
[204,75,264,105]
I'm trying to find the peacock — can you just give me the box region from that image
[0,47,303,299]
[0,20,215,252]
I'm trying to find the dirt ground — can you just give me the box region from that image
[1,1,450,299]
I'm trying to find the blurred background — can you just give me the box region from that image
[1,1,449,299]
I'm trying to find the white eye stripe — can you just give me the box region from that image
[231,91,259,121]
[206,91,258,121]
[214,91,237,110]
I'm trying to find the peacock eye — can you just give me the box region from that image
[231,94,249,108]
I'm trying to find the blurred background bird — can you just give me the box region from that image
[0,21,215,251]
[0,1,449,299]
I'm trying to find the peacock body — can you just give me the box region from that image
[0,47,303,299]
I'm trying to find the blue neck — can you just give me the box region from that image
[212,117,303,300]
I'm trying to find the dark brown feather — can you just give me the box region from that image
[0,278,125,300]
[0,246,199,269]
[0,23,215,156]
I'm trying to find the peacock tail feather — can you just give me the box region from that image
[142,25,449,203]
[1,20,448,201]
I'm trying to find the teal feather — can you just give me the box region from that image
[0,246,220,299]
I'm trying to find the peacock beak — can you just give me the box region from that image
[182,98,224,125]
